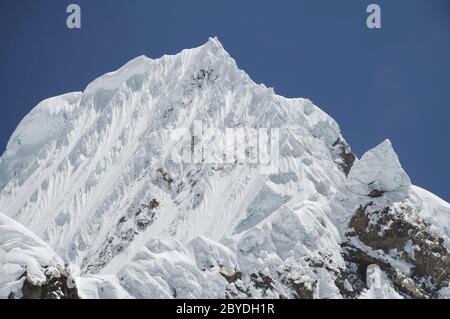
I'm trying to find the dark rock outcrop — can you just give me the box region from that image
[332,138,356,176]
[12,265,79,299]
[346,202,450,297]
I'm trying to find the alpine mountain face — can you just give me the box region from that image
[0,38,449,299]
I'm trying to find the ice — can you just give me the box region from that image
[347,139,411,196]
[359,265,403,299]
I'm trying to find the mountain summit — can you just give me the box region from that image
[0,39,449,299]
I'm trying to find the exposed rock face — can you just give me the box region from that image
[222,261,325,299]
[19,265,79,299]
[219,266,242,283]
[81,197,160,274]
[281,276,315,299]
[347,202,450,298]
[337,139,450,298]
[332,138,356,176]
[368,189,384,198]
[249,272,275,293]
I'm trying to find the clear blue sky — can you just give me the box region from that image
[1,0,449,200]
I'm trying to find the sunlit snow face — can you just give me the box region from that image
[366,265,382,289]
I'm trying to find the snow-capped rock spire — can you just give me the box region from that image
[346,139,411,197]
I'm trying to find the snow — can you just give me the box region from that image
[409,185,450,248]
[359,265,403,299]
[0,38,448,299]
[0,212,63,298]
[347,139,411,197]
[76,275,132,299]
[0,92,82,188]
[439,284,450,299]
[84,56,152,96]
[114,238,229,298]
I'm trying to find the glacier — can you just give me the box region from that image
[0,37,448,299]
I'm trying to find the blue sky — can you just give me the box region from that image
[0,0,449,200]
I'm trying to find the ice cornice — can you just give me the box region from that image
[83,55,152,95]
[347,139,411,196]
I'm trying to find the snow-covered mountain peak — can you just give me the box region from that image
[0,40,448,299]
[198,36,228,55]
[176,37,231,62]
[82,37,244,103]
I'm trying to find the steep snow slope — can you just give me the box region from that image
[0,212,77,298]
[0,38,448,299]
